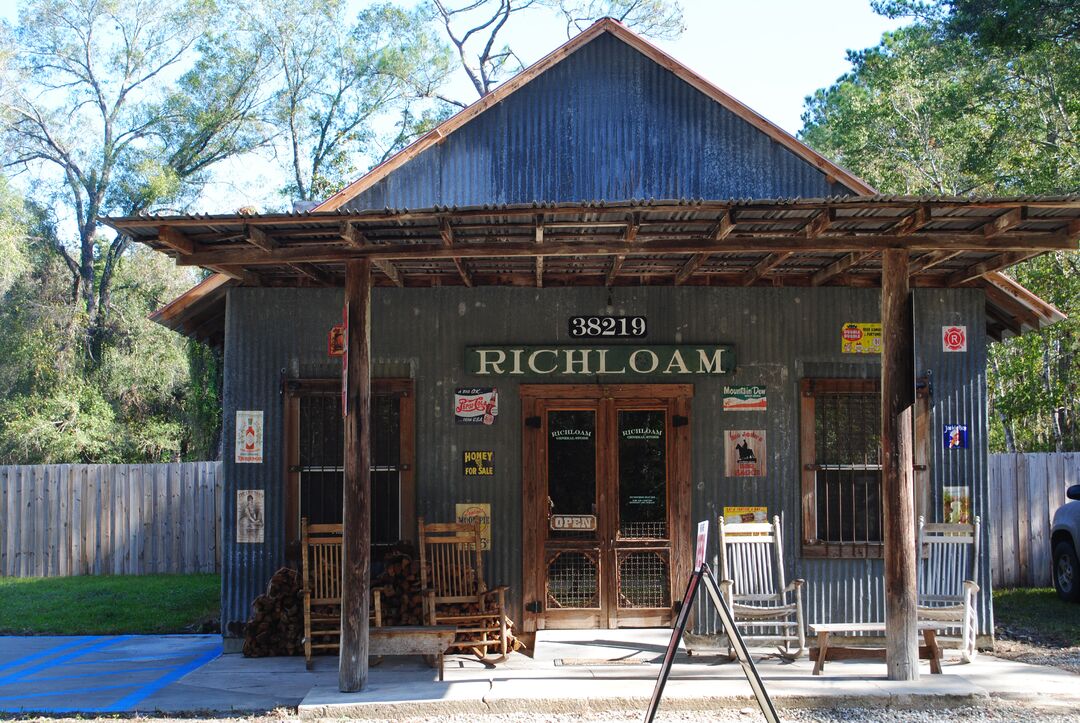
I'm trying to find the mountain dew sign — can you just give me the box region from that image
[465,345,735,377]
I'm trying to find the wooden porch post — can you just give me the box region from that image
[880,249,919,681]
[340,259,372,692]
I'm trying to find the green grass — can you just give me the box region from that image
[0,573,220,635]
[993,587,1080,646]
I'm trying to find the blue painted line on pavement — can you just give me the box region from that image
[0,637,104,675]
[59,654,201,665]
[0,681,136,702]
[0,636,132,686]
[99,643,222,713]
[28,664,179,682]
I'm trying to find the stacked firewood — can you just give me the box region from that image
[372,551,426,625]
[241,567,304,657]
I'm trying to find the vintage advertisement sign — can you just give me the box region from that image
[463,450,494,476]
[725,430,766,477]
[943,325,968,352]
[454,388,498,425]
[944,486,971,524]
[723,506,768,524]
[465,345,735,377]
[695,520,709,572]
[551,514,597,531]
[723,385,767,411]
[328,324,345,356]
[944,424,969,449]
[455,503,492,551]
[841,323,882,354]
[237,490,264,544]
[235,411,264,464]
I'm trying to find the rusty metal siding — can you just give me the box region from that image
[342,32,853,212]
[220,285,991,638]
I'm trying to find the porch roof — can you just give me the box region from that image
[103,195,1078,345]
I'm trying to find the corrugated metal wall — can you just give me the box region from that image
[220,285,990,638]
[342,31,854,212]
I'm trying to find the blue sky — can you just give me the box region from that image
[0,0,905,211]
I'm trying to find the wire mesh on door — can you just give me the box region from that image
[546,550,600,609]
[617,550,670,609]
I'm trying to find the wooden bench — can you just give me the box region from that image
[808,622,946,675]
[370,626,457,681]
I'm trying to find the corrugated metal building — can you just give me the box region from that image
[104,18,1077,662]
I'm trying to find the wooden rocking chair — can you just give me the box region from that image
[301,518,382,669]
[418,517,509,661]
[717,515,806,659]
[917,515,981,663]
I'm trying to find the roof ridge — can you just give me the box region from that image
[313,18,875,212]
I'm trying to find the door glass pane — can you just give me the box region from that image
[546,409,597,539]
[618,409,667,539]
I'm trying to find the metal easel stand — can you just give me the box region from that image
[644,562,781,723]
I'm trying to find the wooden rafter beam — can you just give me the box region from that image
[909,250,962,275]
[675,253,709,285]
[340,222,366,248]
[947,251,1041,286]
[983,283,1042,330]
[211,265,260,285]
[711,210,734,240]
[1067,218,1080,239]
[289,262,333,285]
[626,213,641,242]
[439,218,472,286]
[811,251,874,286]
[742,252,792,286]
[890,205,932,236]
[245,225,278,252]
[606,255,625,286]
[174,232,1074,268]
[981,207,1024,237]
[802,209,834,238]
[156,226,196,255]
[373,260,403,287]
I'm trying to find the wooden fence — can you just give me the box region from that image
[0,462,221,577]
[988,452,1080,589]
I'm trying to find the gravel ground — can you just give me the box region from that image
[992,638,1080,674]
[6,703,1080,723]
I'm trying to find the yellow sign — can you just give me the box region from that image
[841,322,882,354]
[455,502,492,551]
[723,506,767,525]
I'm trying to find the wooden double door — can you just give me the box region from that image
[521,385,692,631]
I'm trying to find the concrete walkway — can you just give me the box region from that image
[1,632,1078,717]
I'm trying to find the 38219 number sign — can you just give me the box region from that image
[569,316,646,338]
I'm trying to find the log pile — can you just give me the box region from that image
[372,551,425,626]
[241,567,303,657]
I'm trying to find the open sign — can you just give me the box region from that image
[550,514,597,531]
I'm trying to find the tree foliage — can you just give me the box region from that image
[801,1,1080,452]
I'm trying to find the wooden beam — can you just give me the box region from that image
[452,259,473,287]
[439,217,454,247]
[742,252,792,286]
[245,225,278,252]
[891,206,932,236]
[947,251,1040,286]
[811,251,874,286]
[289,262,333,285]
[712,210,734,240]
[880,249,919,682]
[374,260,403,287]
[210,265,260,285]
[909,250,961,275]
[174,232,1075,268]
[438,219,473,286]
[341,222,366,248]
[802,209,833,238]
[981,207,1023,237]
[535,216,544,288]
[1066,218,1080,239]
[626,213,641,242]
[156,226,196,255]
[675,253,709,285]
[606,255,625,286]
[340,258,372,692]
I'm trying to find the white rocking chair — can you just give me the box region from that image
[917,515,981,663]
[717,515,805,659]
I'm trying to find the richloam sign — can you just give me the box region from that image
[465,345,735,377]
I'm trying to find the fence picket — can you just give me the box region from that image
[0,462,220,577]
